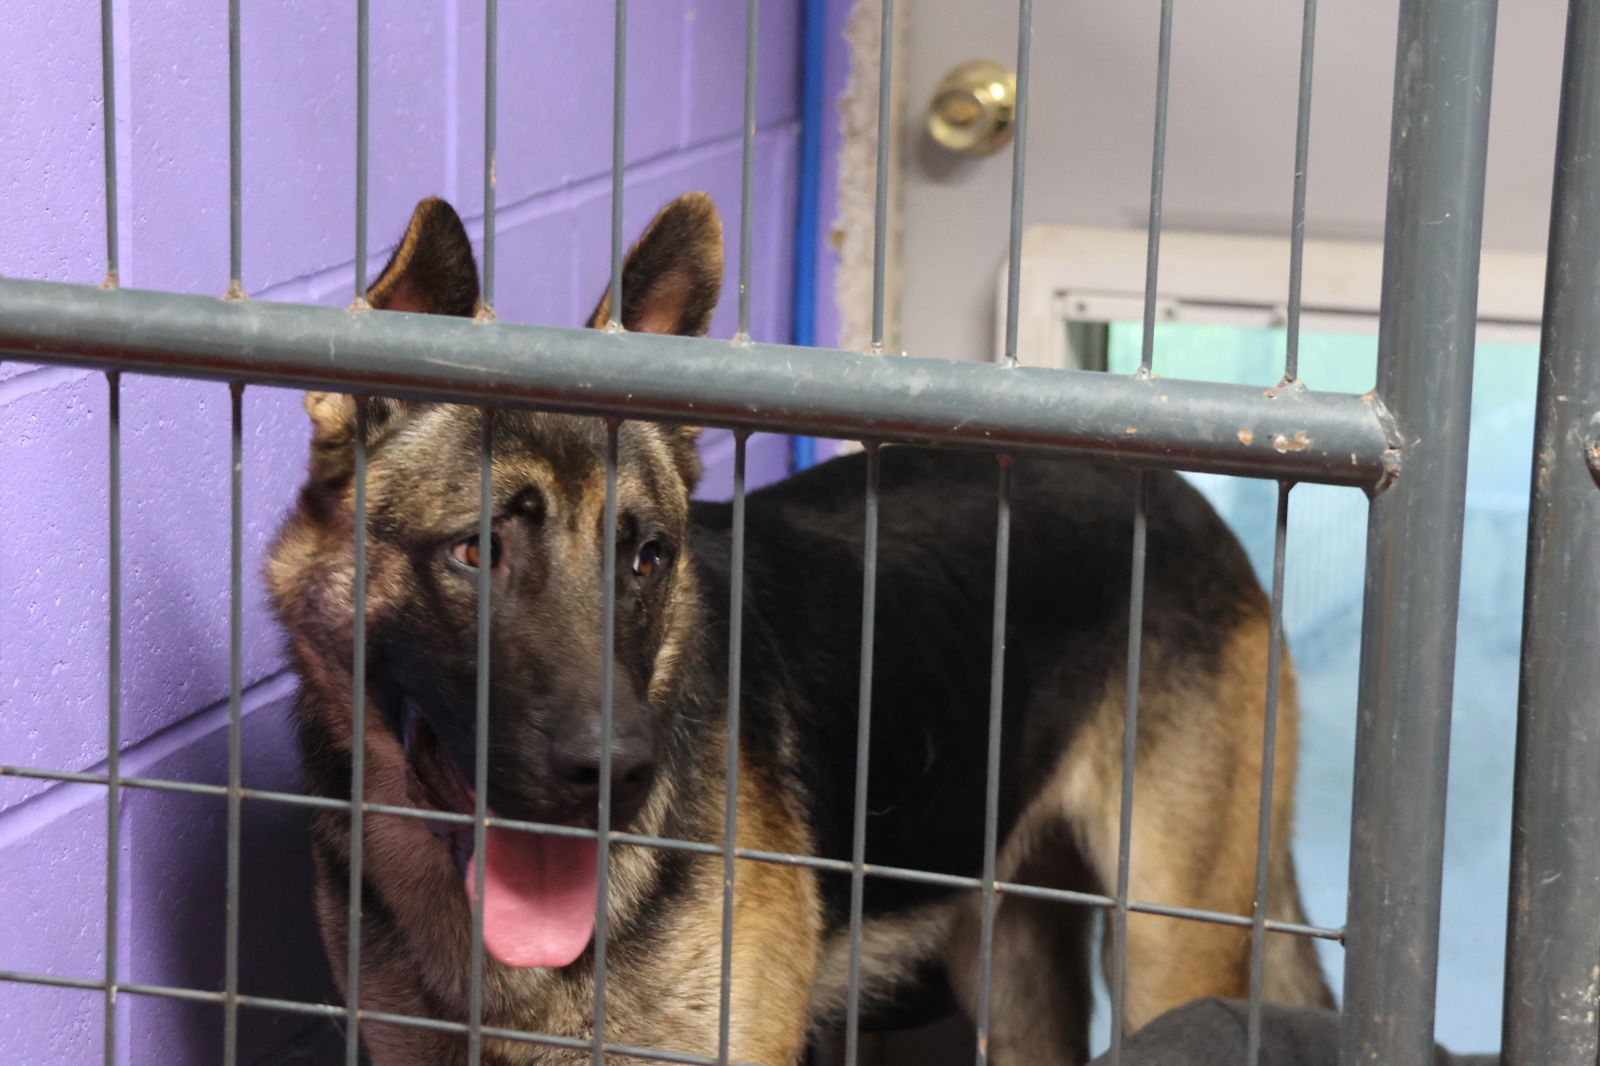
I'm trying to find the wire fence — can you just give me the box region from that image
[0,1,1597,1065]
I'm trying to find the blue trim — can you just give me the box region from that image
[789,0,827,472]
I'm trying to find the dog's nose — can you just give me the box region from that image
[550,730,657,817]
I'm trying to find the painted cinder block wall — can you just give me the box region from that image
[0,2,805,1062]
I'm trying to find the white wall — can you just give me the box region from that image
[896,1,1568,364]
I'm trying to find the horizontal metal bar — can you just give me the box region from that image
[0,278,1400,488]
[0,970,762,1066]
[0,762,1342,940]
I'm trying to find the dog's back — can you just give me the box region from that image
[690,446,1330,1057]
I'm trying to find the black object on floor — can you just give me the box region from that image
[1089,998,1497,1066]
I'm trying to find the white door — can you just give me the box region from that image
[891,0,1561,367]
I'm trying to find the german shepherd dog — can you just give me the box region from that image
[267,193,1333,1066]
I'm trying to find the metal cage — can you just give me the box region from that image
[1,0,1597,1065]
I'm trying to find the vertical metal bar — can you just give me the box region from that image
[1245,480,1292,1066]
[736,0,759,340]
[717,434,749,1066]
[98,0,120,286]
[592,421,621,1066]
[482,0,498,312]
[222,384,245,1066]
[103,371,122,1066]
[348,18,372,1062]
[345,400,371,1066]
[355,0,370,300]
[346,47,373,1059]
[1111,6,1171,1041]
[1341,0,1497,1062]
[1137,0,1175,377]
[608,1,627,329]
[468,409,494,1066]
[972,457,1013,1066]
[1501,0,1600,1060]
[1106,470,1149,1066]
[1000,0,1033,368]
[868,0,893,352]
[227,0,243,297]
[842,443,882,1066]
[791,0,826,344]
[1283,0,1318,383]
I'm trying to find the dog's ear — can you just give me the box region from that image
[301,393,412,485]
[587,192,723,336]
[366,197,481,317]
[303,198,480,463]
[586,193,722,495]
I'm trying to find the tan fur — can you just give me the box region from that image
[812,597,1331,1062]
[1048,601,1333,1032]
[639,757,821,1064]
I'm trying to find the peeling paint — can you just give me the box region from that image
[1586,413,1600,486]
[1237,428,1254,446]
[1273,430,1310,453]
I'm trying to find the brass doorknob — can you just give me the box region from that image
[926,60,1017,158]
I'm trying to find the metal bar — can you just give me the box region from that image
[1246,480,1292,1066]
[1106,470,1149,1065]
[972,457,1012,1066]
[468,409,494,1066]
[788,0,827,468]
[1137,0,1175,376]
[0,758,1349,939]
[1341,0,1497,1061]
[869,0,893,351]
[1284,0,1318,382]
[1000,0,1033,367]
[99,0,119,285]
[1113,12,1174,1030]
[717,433,749,1066]
[843,443,882,1066]
[103,371,122,1066]
[0,280,1401,489]
[223,384,244,1066]
[355,0,369,299]
[1501,0,1600,1059]
[345,400,371,1066]
[791,0,825,347]
[608,0,627,328]
[0,970,769,1066]
[593,420,621,1066]
[595,419,624,1056]
[736,0,759,340]
[482,0,498,311]
[227,0,242,296]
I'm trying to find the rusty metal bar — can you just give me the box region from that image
[1501,0,1600,1060]
[0,278,1399,488]
[1341,0,1498,1061]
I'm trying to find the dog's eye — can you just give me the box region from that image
[632,541,665,579]
[450,534,503,571]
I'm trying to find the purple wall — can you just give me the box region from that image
[0,2,803,1062]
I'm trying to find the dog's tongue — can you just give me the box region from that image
[468,826,598,969]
